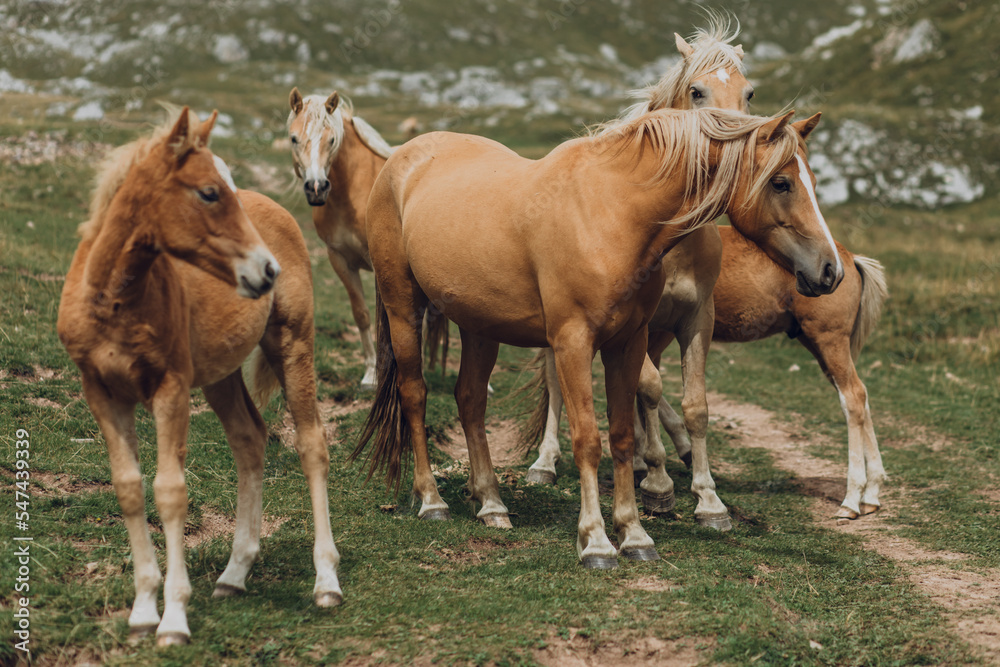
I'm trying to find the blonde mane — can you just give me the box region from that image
[78,107,201,242]
[287,93,394,160]
[594,11,744,136]
[599,107,802,229]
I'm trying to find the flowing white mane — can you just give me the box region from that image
[351,115,395,159]
[595,12,745,136]
[287,93,394,161]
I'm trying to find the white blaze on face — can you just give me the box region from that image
[795,153,843,275]
[715,68,730,84]
[212,155,238,193]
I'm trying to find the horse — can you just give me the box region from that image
[286,88,396,389]
[525,18,752,531]
[353,105,842,568]
[527,18,888,522]
[57,108,342,646]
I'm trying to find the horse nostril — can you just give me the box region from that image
[822,262,836,288]
[264,261,276,280]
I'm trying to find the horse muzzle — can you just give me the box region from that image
[235,246,281,299]
[304,179,331,206]
[795,260,843,297]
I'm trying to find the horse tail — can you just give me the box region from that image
[850,255,889,362]
[245,346,282,414]
[351,285,409,492]
[423,310,450,378]
[516,350,550,450]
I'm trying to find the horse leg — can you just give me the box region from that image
[260,328,343,605]
[455,329,510,527]
[526,348,563,485]
[149,374,193,645]
[647,332,693,467]
[802,334,885,519]
[327,248,376,389]
[551,330,618,568]
[201,372,266,599]
[632,404,648,487]
[81,377,161,640]
[678,306,731,530]
[602,328,658,561]
[635,355,675,514]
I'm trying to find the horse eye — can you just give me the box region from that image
[691,88,703,99]
[771,179,790,193]
[290,136,299,145]
[197,186,220,203]
[747,90,755,100]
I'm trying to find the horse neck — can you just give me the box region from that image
[82,186,164,307]
[326,118,386,222]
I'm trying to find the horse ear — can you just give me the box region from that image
[167,106,193,157]
[325,91,340,115]
[791,112,822,141]
[195,110,218,148]
[674,33,694,58]
[289,87,303,114]
[734,44,745,59]
[758,110,795,144]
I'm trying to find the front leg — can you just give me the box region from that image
[327,249,377,390]
[81,377,162,640]
[150,374,194,646]
[602,330,659,561]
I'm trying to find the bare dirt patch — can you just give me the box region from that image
[30,471,113,497]
[145,508,289,548]
[440,419,527,468]
[708,391,1000,661]
[622,576,676,592]
[533,633,712,667]
[26,396,63,410]
[270,397,372,449]
[437,537,505,565]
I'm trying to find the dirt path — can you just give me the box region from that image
[707,391,1000,662]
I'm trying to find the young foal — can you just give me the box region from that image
[529,21,889,521]
[58,109,342,645]
[287,88,395,389]
[355,107,842,568]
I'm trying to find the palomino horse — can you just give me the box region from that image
[57,109,342,645]
[528,20,888,522]
[287,88,396,389]
[354,106,842,568]
[526,19,753,530]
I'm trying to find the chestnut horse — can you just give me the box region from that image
[286,88,394,388]
[354,107,842,568]
[57,109,342,645]
[526,19,752,530]
[528,19,889,521]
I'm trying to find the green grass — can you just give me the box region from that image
[0,130,997,665]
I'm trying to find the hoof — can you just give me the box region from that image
[859,503,880,516]
[156,632,190,647]
[581,555,618,570]
[620,547,660,562]
[525,469,556,485]
[480,513,513,529]
[641,489,676,515]
[633,469,647,488]
[128,624,158,643]
[696,513,733,532]
[680,451,692,468]
[419,508,451,521]
[835,506,859,520]
[314,591,343,608]
[212,583,245,598]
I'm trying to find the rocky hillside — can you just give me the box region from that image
[1,0,995,208]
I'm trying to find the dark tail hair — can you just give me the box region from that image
[351,286,410,493]
[516,350,550,450]
[423,310,450,378]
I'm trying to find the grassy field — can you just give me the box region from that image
[0,111,998,666]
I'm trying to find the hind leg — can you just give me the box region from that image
[801,333,885,519]
[327,249,377,390]
[81,377,162,640]
[677,305,730,530]
[635,355,675,514]
[647,333,693,466]
[456,329,510,527]
[202,372,266,598]
[261,324,342,606]
[526,349,563,485]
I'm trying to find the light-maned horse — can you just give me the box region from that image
[526,21,753,530]
[353,106,843,568]
[528,21,888,521]
[287,88,396,389]
[57,109,342,646]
